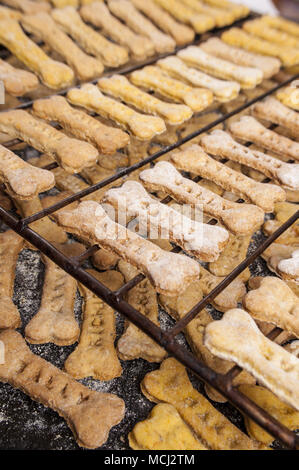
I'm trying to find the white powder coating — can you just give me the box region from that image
[278,250,299,281]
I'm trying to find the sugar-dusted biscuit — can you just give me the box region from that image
[130,0,194,46]
[0,19,74,90]
[2,0,50,14]
[51,6,128,68]
[277,250,299,283]
[261,15,299,38]
[0,230,24,330]
[171,144,285,212]
[108,0,175,54]
[130,66,213,113]
[129,403,206,450]
[67,84,166,141]
[141,358,266,450]
[0,59,39,97]
[157,56,240,103]
[64,269,124,380]
[139,161,264,235]
[0,329,125,449]
[0,144,55,200]
[33,96,129,155]
[252,97,299,137]
[80,2,154,61]
[54,201,200,296]
[276,81,299,112]
[200,38,281,79]
[0,110,99,174]
[243,18,299,48]
[229,116,299,162]
[22,12,104,82]
[203,0,249,19]
[201,130,299,191]
[204,309,299,412]
[0,4,22,19]
[178,46,263,90]
[262,244,299,282]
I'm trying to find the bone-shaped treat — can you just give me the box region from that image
[54,201,200,296]
[0,144,55,200]
[0,329,125,449]
[203,0,249,19]
[171,144,285,212]
[178,46,263,90]
[229,116,299,162]
[2,0,50,14]
[0,110,99,174]
[141,358,266,450]
[252,97,299,137]
[129,403,206,450]
[157,56,240,103]
[130,0,194,46]
[205,309,299,413]
[201,130,299,191]
[130,66,213,113]
[200,38,281,79]
[139,161,264,235]
[0,230,24,330]
[0,20,74,90]
[0,5,22,19]
[153,0,215,33]
[98,75,193,126]
[221,28,299,67]
[108,0,175,54]
[65,269,124,380]
[51,6,128,68]
[22,12,104,82]
[181,0,235,27]
[33,96,129,155]
[277,250,299,282]
[262,244,299,281]
[51,0,78,7]
[117,261,166,363]
[0,59,39,97]
[243,18,299,48]
[67,84,166,141]
[261,15,299,38]
[80,2,155,61]
[103,181,229,262]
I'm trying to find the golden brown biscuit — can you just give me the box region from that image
[0,5,22,19]
[2,0,50,14]
[203,0,249,19]
[243,18,299,48]
[0,59,39,97]
[252,97,299,137]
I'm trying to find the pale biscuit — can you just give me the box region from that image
[0,58,39,97]
[141,358,266,450]
[252,97,299,138]
[263,220,299,246]
[0,230,24,330]
[130,66,214,113]
[157,56,240,103]
[64,269,124,380]
[129,403,207,450]
[261,15,299,38]
[178,46,263,90]
[200,38,281,79]
[2,0,50,14]
[204,308,299,412]
[180,0,235,27]
[203,0,249,19]
[98,75,193,126]
[0,5,22,19]
[139,161,265,235]
[80,2,155,61]
[0,110,99,174]
[0,20,74,90]
[243,18,299,48]
[108,0,175,54]
[22,12,104,82]
[277,250,299,283]
[262,244,299,282]
[67,84,166,141]
[0,329,125,449]
[54,201,200,296]
[277,81,299,112]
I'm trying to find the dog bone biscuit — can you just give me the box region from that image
[131,66,213,113]
[2,0,50,14]
[51,6,128,68]
[157,56,240,103]
[0,329,125,449]
[0,19,74,90]
[203,0,249,19]
[243,18,299,48]
[33,96,129,155]
[277,81,299,111]
[277,250,299,282]
[181,0,234,27]
[0,110,99,173]
[22,12,104,82]
[178,46,263,90]
[129,403,206,450]
[80,2,155,61]
[98,75,193,126]
[204,309,299,411]
[141,358,266,450]
[139,161,264,235]
[130,0,194,46]
[0,230,24,329]
[51,166,104,204]
[92,249,119,271]
[0,58,39,97]
[262,244,299,281]
[171,144,285,212]
[201,130,299,191]
[65,269,123,380]
[252,97,299,137]
[200,38,281,79]
[261,15,299,38]
[0,5,22,19]
[67,84,166,141]
[108,0,175,54]
[54,201,200,296]
[104,181,229,262]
